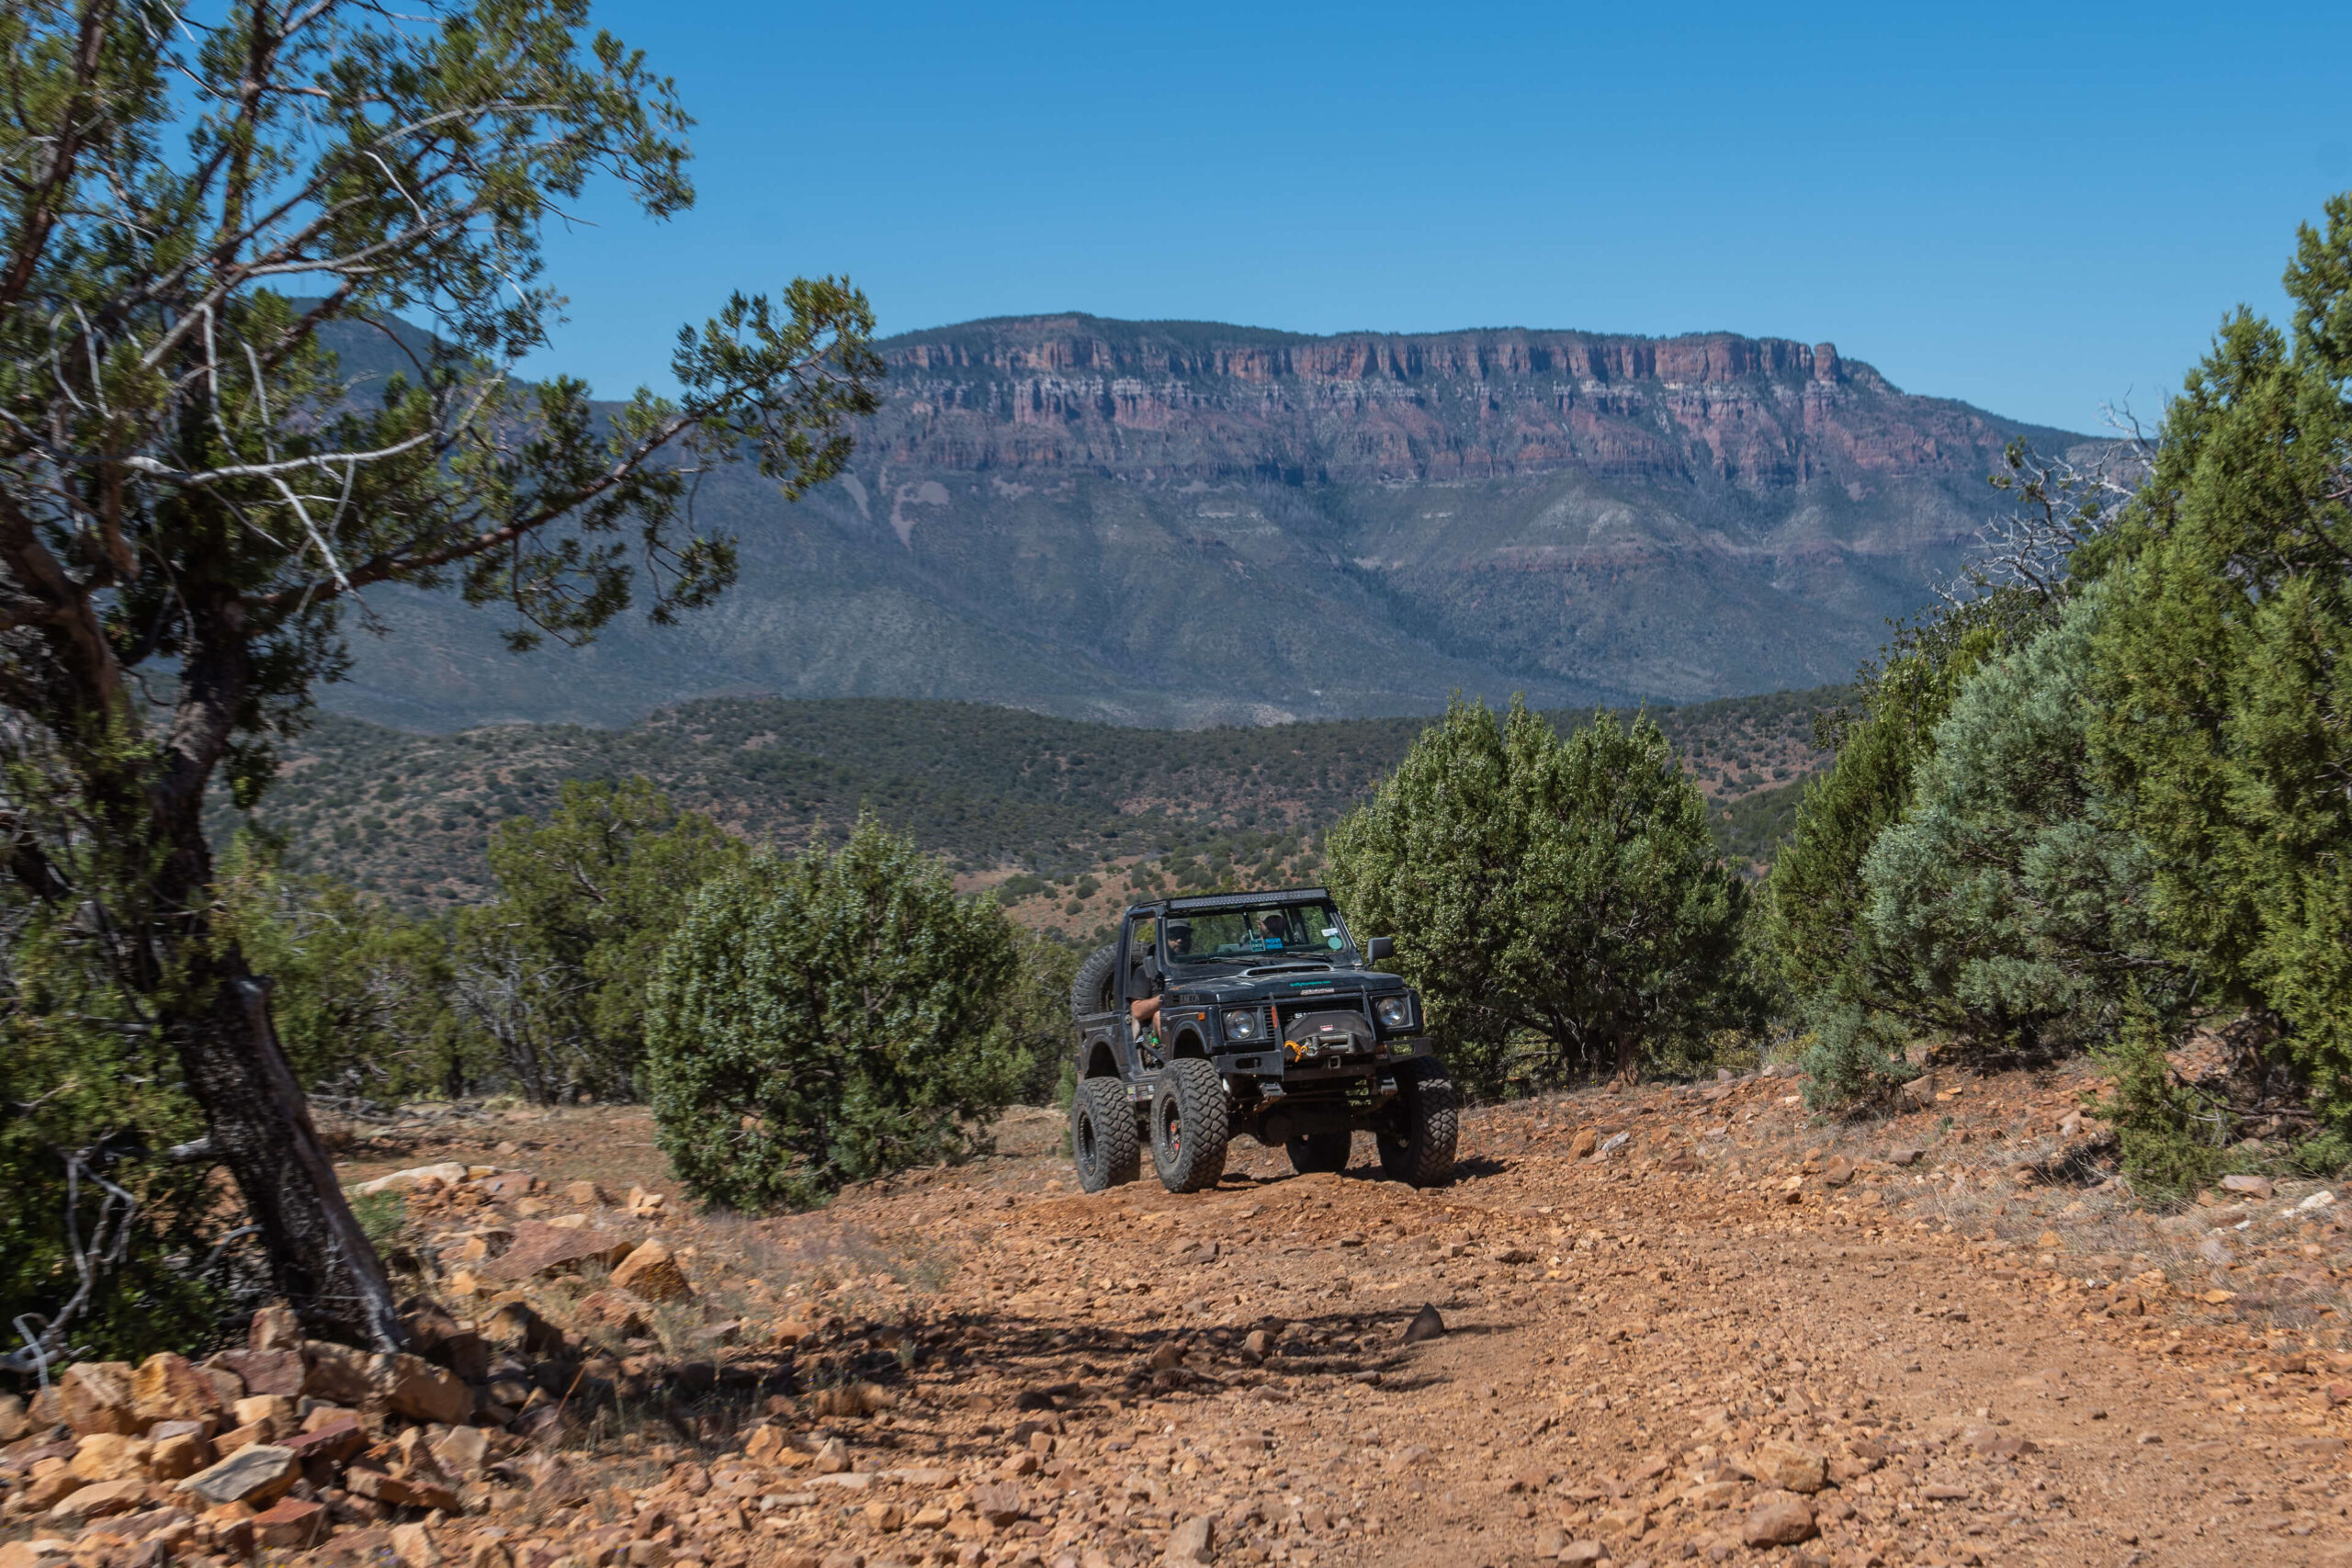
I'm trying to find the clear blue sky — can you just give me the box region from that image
[522,0,2352,435]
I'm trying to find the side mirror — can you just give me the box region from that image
[1364,936,1395,964]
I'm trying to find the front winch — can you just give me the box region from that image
[1282,1009,1377,1062]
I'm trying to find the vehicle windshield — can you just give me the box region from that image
[1160,898,1350,966]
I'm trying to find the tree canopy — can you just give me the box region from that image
[1328,698,1751,1091]
[2087,193,2352,1122]
[462,777,748,1102]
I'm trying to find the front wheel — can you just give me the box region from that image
[1375,1058,1457,1187]
[1149,1058,1230,1193]
[1071,1077,1141,1192]
[1286,1131,1351,1175]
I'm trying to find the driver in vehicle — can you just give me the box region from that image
[1258,913,1292,947]
[1131,921,1189,1041]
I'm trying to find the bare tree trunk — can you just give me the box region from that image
[144,643,407,1348]
[1612,1032,1641,1085]
[173,971,408,1350]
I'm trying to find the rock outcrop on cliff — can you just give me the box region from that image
[329,315,2092,730]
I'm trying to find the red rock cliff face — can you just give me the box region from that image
[865,316,2018,494]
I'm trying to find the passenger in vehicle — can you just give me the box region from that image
[1132,921,1189,1041]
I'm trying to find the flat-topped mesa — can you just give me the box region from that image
[865,315,2008,488]
[883,315,1872,390]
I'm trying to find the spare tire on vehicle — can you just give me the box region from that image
[1070,942,1118,1020]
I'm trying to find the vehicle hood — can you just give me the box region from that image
[1168,965,1407,1004]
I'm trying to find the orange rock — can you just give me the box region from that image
[57,1362,138,1438]
[247,1306,302,1352]
[283,1415,368,1466]
[380,1352,472,1426]
[0,1540,74,1568]
[66,1435,151,1483]
[44,1476,149,1524]
[231,1394,297,1440]
[478,1222,636,1283]
[251,1495,330,1550]
[345,1461,461,1515]
[19,1462,88,1511]
[300,1341,373,1405]
[130,1353,222,1427]
[149,1430,211,1482]
[391,1522,444,1568]
[211,1420,270,1456]
[212,1347,304,1398]
[610,1240,693,1303]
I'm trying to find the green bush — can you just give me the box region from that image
[1005,931,1081,1106]
[1798,1000,1920,1110]
[1859,587,2183,1059]
[2091,997,2226,1206]
[1,895,234,1361]
[1328,698,1753,1093]
[463,779,747,1102]
[1770,611,2004,1110]
[645,815,1033,1211]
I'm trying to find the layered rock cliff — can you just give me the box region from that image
[329,315,2090,731]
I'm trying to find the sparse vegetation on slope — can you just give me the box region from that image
[240,689,1840,917]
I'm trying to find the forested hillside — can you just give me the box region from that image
[243,687,1837,921]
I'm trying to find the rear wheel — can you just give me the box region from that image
[1149,1058,1230,1193]
[1286,1131,1352,1175]
[1071,1077,1140,1192]
[1375,1058,1457,1187]
[1070,943,1118,1019]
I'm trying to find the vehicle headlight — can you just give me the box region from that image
[1376,997,1412,1030]
[1223,1010,1261,1041]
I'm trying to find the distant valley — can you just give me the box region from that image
[321,315,2089,732]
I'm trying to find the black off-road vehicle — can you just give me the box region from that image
[1066,888,1456,1194]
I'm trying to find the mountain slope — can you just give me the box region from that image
[322,315,2084,730]
[246,689,1837,913]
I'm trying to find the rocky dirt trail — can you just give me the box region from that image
[10,1065,2352,1568]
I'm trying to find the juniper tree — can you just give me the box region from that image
[644,817,1032,1212]
[0,1,878,1350]
[462,778,746,1102]
[1860,587,2184,1062]
[2086,193,2352,1125]
[1329,698,1750,1090]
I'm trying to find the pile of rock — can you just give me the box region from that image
[0,1306,526,1564]
[0,1158,760,1567]
[1,1199,706,1568]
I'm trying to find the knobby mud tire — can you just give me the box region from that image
[1375,1057,1458,1187]
[1071,942,1118,1021]
[1071,1077,1140,1191]
[1286,1131,1352,1175]
[1149,1058,1230,1193]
